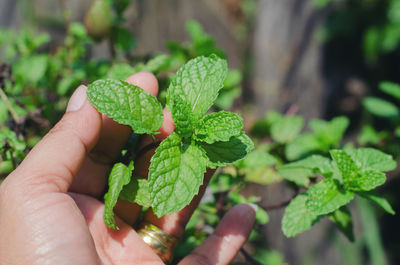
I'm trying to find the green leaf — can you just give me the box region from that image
[396,126,400,138]
[106,63,135,80]
[244,167,283,185]
[166,56,228,119]
[285,134,324,161]
[112,27,136,51]
[140,54,171,74]
[119,178,151,207]
[329,206,354,242]
[347,170,386,191]
[347,148,396,172]
[250,119,270,138]
[330,149,359,180]
[310,116,349,146]
[255,207,269,225]
[0,128,26,151]
[148,133,208,217]
[13,54,48,85]
[278,155,332,187]
[282,194,320,237]
[103,162,134,229]
[87,79,163,134]
[199,132,254,168]
[358,125,387,145]
[271,115,304,143]
[363,97,400,118]
[170,96,196,138]
[331,149,392,191]
[186,20,225,58]
[357,191,395,215]
[194,111,243,144]
[236,150,277,168]
[306,178,354,215]
[214,86,241,110]
[223,69,242,88]
[379,82,400,100]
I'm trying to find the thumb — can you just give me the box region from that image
[9,85,102,194]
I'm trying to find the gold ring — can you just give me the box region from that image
[137,221,178,263]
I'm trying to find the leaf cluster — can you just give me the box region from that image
[281,148,396,239]
[87,55,253,228]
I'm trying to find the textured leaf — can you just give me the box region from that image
[194,111,243,144]
[330,149,359,180]
[329,206,354,242]
[363,97,399,118]
[331,149,388,191]
[148,133,208,217]
[170,96,196,138]
[346,170,386,191]
[278,155,332,187]
[271,115,304,143]
[282,194,320,237]
[379,82,400,100]
[357,191,395,215]
[119,178,151,207]
[87,79,163,134]
[199,132,254,168]
[306,178,354,215]
[166,56,228,119]
[347,148,396,172]
[104,162,134,229]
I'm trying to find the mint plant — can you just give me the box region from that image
[1,10,399,263]
[86,55,253,228]
[281,148,396,239]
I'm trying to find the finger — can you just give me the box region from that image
[141,169,215,238]
[6,85,102,195]
[70,193,165,265]
[114,109,175,225]
[179,204,256,265]
[69,71,159,198]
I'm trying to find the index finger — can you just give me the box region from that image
[69,72,159,198]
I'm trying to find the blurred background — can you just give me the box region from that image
[1,0,400,264]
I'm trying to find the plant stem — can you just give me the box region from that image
[135,140,161,160]
[0,89,20,124]
[9,150,16,170]
[240,248,264,265]
[108,38,116,59]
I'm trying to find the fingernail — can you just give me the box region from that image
[67,85,87,112]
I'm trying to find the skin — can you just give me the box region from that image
[0,72,255,265]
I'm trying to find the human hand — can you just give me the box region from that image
[0,72,255,265]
